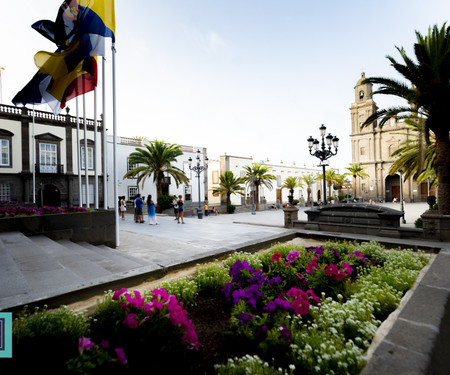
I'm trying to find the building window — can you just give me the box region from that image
[0,184,11,201]
[0,139,10,167]
[128,186,138,200]
[127,157,138,172]
[185,185,192,201]
[212,171,219,184]
[360,147,366,156]
[39,143,58,173]
[81,146,94,170]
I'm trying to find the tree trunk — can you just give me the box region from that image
[226,192,231,206]
[156,174,164,213]
[255,185,260,211]
[435,130,450,214]
[307,187,311,207]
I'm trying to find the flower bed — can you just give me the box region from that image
[4,240,430,374]
[0,204,86,218]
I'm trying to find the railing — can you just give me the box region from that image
[0,103,102,128]
[35,163,64,174]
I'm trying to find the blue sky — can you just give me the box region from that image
[2,1,450,172]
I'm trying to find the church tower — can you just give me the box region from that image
[349,72,422,202]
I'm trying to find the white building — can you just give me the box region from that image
[207,154,322,208]
[105,135,208,211]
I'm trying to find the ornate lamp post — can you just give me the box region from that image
[188,149,208,219]
[307,124,339,206]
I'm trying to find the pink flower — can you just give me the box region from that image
[115,348,128,366]
[112,288,128,301]
[122,313,139,329]
[340,263,353,275]
[271,252,282,262]
[284,261,292,268]
[306,260,320,274]
[125,291,146,309]
[78,337,95,354]
[151,288,169,302]
[287,250,300,262]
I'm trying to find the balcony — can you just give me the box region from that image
[35,163,64,174]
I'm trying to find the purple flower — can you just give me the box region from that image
[78,337,95,354]
[231,288,247,303]
[237,312,254,325]
[115,348,128,366]
[278,325,293,343]
[287,250,300,262]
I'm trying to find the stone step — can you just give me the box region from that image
[0,232,84,297]
[76,241,149,272]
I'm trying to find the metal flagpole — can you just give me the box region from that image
[112,42,119,246]
[102,57,108,209]
[94,86,99,209]
[76,97,82,206]
[83,94,89,208]
[32,105,36,203]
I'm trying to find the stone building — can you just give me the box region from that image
[350,73,434,202]
[0,104,104,206]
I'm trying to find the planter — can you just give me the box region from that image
[0,209,116,247]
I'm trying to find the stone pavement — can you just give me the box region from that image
[0,202,436,312]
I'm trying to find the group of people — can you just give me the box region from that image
[118,194,158,225]
[172,195,185,223]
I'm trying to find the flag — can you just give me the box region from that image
[13,57,97,114]
[0,67,4,77]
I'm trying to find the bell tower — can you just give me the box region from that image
[350,72,378,135]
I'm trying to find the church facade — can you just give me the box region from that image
[350,73,433,202]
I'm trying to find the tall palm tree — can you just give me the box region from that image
[212,171,245,206]
[282,176,303,204]
[124,140,189,213]
[242,163,276,211]
[345,163,369,199]
[362,24,450,214]
[301,174,315,206]
[332,173,347,199]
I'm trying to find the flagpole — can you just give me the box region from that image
[32,105,36,204]
[76,97,82,207]
[83,94,89,208]
[102,57,108,210]
[112,42,119,246]
[94,86,99,209]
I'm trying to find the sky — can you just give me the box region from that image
[2,0,450,173]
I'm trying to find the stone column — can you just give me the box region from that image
[283,205,299,228]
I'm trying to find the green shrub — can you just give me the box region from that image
[11,306,89,373]
[415,217,423,228]
[157,276,198,306]
[158,194,175,211]
[226,203,236,213]
[194,263,231,292]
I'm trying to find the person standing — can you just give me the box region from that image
[177,194,185,224]
[147,195,158,225]
[135,194,144,223]
[172,195,179,221]
[119,196,126,220]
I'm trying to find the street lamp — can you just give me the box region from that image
[307,124,339,206]
[188,149,208,219]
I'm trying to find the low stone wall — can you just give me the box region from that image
[362,246,450,375]
[421,210,450,241]
[0,209,116,247]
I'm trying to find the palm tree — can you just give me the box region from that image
[361,24,450,214]
[282,176,303,204]
[242,163,276,211]
[301,174,315,207]
[332,173,347,199]
[389,117,437,186]
[124,140,189,213]
[345,163,369,199]
[212,171,245,206]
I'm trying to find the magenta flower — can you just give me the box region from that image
[78,337,95,354]
[122,313,139,329]
[125,290,145,308]
[115,348,128,366]
[112,288,128,301]
[306,260,321,274]
[271,252,282,262]
[287,250,300,262]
